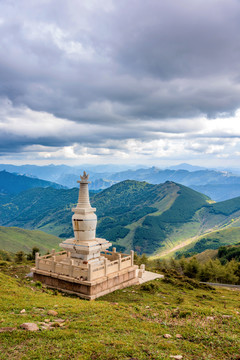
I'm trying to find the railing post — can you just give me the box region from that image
[69,259,74,277]
[51,249,55,255]
[118,253,121,271]
[35,252,39,269]
[104,258,108,276]
[113,247,116,253]
[88,263,92,281]
[51,256,56,272]
[131,250,134,266]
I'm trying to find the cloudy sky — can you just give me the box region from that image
[1,0,240,167]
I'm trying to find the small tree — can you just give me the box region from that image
[15,251,25,263]
[224,260,239,284]
[184,257,200,279]
[140,254,148,266]
[27,247,40,261]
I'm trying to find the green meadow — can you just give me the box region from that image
[0,263,240,360]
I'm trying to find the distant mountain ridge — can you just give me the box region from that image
[167,163,207,171]
[107,167,237,186]
[101,167,240,201]
[0,170,65,195]
[191,184,240,202]
[1,163,240,200]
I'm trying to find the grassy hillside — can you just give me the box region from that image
[132,182,210,254]
[179,243,240,265]
[190,249,218,263]
[1,179,240,257]
[0,265,240,359]
[0,187,78,238]
[175,227,240,259]
[86,181,210,254]
[0,226,61,254]
[93,180,178,252]
[210,196,240,216]
[0,170,64,194]
[0,180,211,256]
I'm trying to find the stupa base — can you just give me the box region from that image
[33,265,139,300]
[59,237,111,261]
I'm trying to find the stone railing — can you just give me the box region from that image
[35,250,88,281]
[35,249,134,282]
[89,250,134,281]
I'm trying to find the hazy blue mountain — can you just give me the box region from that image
[106,167,240,187]
[0,170,65,194]
[0,164,74,182]
[55,173,116,190]
[191,184,240,202]
[0,163,139,184]
[78,164,144,173]
[167,163,206,171]
[1,164,240,200]
[0,164,120,189]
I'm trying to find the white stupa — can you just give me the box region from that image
[32,171,143,300]
[60,171,110,262]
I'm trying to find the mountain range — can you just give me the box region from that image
[0,170,65,195]
[1,163,240,200]
[1,179,240,257]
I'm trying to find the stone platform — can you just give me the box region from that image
[32,248,140,300]
[137,270,164,284]
[33,264,139,300]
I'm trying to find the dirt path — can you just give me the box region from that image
[151,235,199,259]
[201,282,240,290]
[152,224,227,259]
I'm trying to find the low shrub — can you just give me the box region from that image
[179,310,192,318]
[140,281,160,293]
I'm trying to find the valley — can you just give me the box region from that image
[1,177,240,258]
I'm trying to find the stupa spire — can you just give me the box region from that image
[76,171,91,209]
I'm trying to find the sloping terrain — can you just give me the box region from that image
[173,227,240,259]
[0,187,78,238]
[186,242,240,264]
[0,170,64,195]
[157,197,240,258]
[0,180,210,255]
[0,226,61,253]
[189,249,218,263]
[1,179,240,257]
[1,266,240,359]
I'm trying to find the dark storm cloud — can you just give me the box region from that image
[1,0,240,158]
[110,1,240,77]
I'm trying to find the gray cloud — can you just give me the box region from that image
[1,0,240,164]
